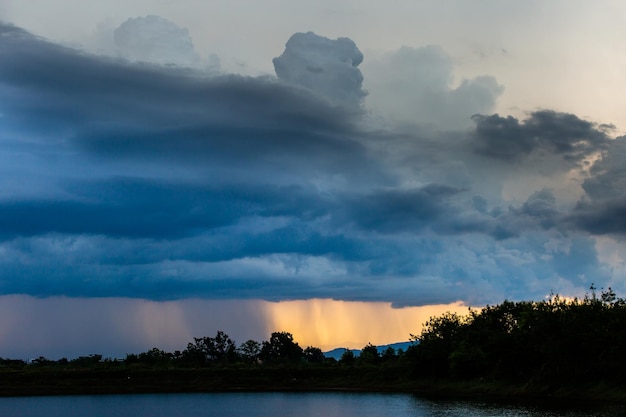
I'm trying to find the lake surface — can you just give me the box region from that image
[0,392,621,416]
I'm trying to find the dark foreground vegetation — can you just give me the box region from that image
[2,286,626,403]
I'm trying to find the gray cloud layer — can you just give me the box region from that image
[471,110,610,163]
[0,21,624,306]
[363,46,504,130]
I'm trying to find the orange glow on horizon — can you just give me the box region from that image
[263,298,470,351]
[0,296,472,359]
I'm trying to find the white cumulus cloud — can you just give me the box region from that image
[114,15,207,69]
[363,45,503,130]
[273,32,366,107]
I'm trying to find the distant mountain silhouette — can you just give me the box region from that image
[324,341,413,360]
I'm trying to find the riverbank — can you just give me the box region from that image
[1,365,626,407]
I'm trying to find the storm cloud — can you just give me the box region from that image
[273,32,366,107]
[0,20,625,309]
[363,45,504,130]
[471,110,610,163]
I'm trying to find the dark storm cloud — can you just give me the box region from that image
[510,188,560,230]
[0,178,330,239]
[0,22,362,144]
[343,184,463,233]
[1,21,625,305]
[0,231,446,301]
[567,198,626,236]
[582,135,626,201]
[76,124,369,179]
[557,136,626,236]
[334,185,559,241]
[0,21,383,189]
[471,110,610,162]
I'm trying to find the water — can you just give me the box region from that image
[0,392,620,416]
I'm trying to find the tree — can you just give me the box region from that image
[339,349,355,365]
[407,290,626,383]
[303,346,325,364]
[181,331,237,365]
[208,330,238,363]
[136,348,171,367]
[259,331,303,363]
[381,346,397,362]
[411,311,466,376]
[238,340,261,363]
[30,356,52,366]
[181,338,208,366]
[359,343,379,365]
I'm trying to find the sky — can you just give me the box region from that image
[1,0,626,359]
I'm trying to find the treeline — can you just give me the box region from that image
[0,331,405,370]
[406,286,626,386]
[4,286,626,395]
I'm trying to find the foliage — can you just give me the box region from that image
[135,349,171,367]
[71,354,104,367]
[238,340,261,363]
[381,346,397,362]
[259,331,304,363]
[0,358,26,368]
[303,346,325,364]
[8,286,626,399]
[358,343,379,365]
[339,349,355,365]
[410,286,626,385]
[181,330,238,365]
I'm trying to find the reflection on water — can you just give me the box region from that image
[0,392,620,417]
[413,397,619,417]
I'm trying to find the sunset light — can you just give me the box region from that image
[0,0,625,361]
